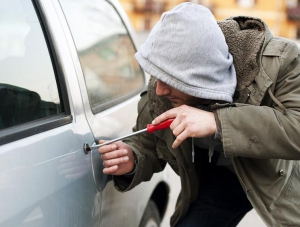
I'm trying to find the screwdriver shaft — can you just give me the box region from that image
[90,128,147,149]
[89,119,174,150]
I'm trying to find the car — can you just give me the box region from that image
[0,0,175,226]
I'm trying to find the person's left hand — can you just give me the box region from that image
[152,105,216,148]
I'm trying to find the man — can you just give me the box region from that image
[99,3,300,227]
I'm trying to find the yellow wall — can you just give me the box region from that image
[119,0,298,39]
[210,0,295,38]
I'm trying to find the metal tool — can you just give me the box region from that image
[83,119,174,154]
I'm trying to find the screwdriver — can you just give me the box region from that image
[89,118,174,150]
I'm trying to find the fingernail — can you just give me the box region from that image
[124,156,129,161]
[112,144,117,149]
[123,149,128,154]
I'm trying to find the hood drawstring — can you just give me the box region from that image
[192,136,215,163]
[268,88,287,115]
[208,135,215,163]
[192,138,195,163]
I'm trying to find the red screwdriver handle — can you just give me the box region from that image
[147,119,174,134]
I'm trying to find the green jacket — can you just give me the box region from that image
[114,16,300,227]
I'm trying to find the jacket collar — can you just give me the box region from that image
[218,16,271,87]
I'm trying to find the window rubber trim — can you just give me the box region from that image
[0,115,73,146]
[0,0,72,145]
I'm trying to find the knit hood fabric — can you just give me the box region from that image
[135,2,237,103]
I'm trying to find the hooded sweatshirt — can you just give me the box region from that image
[135,2,237,166]
[135,2,237,102]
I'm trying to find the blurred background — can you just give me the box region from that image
[120,0,300,41]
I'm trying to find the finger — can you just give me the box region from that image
[169,114,184,131]
[171,122,185,137]
[152,109,177,125]
[172,130,189,148]
[103,165,118,174]
[171,116,196,137]
[98,143,118,154]
[103,156,129,168]
[101,149,128,161]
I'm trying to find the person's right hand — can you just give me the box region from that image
[98,140,135,175]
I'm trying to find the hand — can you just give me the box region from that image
[98,140,135,175]
[152,105,216,148]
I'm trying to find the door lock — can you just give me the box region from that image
[83,143,91,154]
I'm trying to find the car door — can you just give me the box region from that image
[41,1,173,226]
[55,1,168,226]
[0,0,99,226]
[56,0,146,189]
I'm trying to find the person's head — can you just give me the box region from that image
[135,3,237,106]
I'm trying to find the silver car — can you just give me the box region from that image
[0,0,174,226]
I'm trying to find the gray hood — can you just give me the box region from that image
[135,3,237,103]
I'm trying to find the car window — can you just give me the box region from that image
[59,0,145,113]
[0,0,62,130]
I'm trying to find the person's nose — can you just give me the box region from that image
[156,79,171,96]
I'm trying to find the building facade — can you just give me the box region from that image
[120,0,300,39]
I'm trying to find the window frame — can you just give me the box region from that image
[58,0,145,114]
[0,0,72,146]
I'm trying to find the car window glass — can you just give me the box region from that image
[0,0,62,130]
[59,0,144,113]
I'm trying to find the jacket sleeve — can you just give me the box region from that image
[113,92,166,192]
[218,40,300,159]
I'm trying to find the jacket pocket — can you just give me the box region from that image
[280,162,300,208]
[270,161,300,226]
